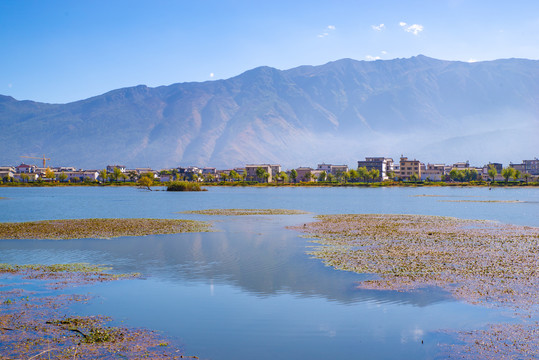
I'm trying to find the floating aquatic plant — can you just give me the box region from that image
[0,218,212,239]
[180,208,309,216]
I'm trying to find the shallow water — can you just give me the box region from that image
[0,186,537,359]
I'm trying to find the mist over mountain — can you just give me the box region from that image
[1,55,537,169]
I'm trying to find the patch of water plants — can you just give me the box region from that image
[294,214,539,358]
[179,208,310,215]
[0,218,212,239]
[0,289,188,359]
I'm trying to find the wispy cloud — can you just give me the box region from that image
[399,22,424,35]
[467,59,478,63]
[366,55,381,61]
[318,25,335,38]
[209,73,215,78]
[371,23,385,31]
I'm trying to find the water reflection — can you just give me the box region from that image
[2,216,451,307]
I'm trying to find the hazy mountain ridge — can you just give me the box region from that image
[1,55,538,169]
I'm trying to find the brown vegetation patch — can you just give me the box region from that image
[294,214,539,358]
[0,267,190,359]
[294,214,539,309]
[180,208,309,216]
[0,218,212,240]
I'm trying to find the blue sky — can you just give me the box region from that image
[2,0,538,103]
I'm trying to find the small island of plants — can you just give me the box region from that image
[0,218,212,240]
[167,181,206,191]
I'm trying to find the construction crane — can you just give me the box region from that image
[20,155,51,168]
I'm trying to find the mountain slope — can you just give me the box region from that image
[1,55,538,169]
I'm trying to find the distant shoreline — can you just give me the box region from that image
[0,180,537,188]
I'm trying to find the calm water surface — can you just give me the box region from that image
[0,186,537,359]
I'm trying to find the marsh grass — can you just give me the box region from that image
[0,218,212,239]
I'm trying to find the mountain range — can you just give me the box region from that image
[1,55,538,169]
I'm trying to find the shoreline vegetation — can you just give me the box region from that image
[1,179,538,188]
[0,263,192,359]
[294,214,539,359]
[0,218,212,240]
[179,209,310,216]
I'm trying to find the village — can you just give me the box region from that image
[1,155,538,185]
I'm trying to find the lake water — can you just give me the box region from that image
[1,186,538,359]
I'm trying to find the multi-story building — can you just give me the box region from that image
[421,163,445,181]
[398,156,421,180]
[317,164,349,175]
[15,163,37,173]
[357,157,394,180]
[269,165,282,178]
[245,164,273,182]
[107,165,126,173]
[452,161,470,169]
[523,158,539,175]
[295,167,314,182]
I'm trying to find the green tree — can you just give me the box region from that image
[229,170,239,181]
[45,168,55,181]
[348,169,358,182]
[112,167,122,182]
[277,171,288,183]
[469,169,479,181]
[20,173,29,183]
[290,169,297,183]
[255,167,268,183]
[523,172,531,185]
[326,173,335,182]
[58,172,68,182]
[488,165,497,182]
[369,169,380,182]
[137,176,153,190]
[221,173,229,182]
[501,167,515,184]
[358,167,369,182]
[409,173,419,183]
[302,171,312,182]
[318,171,327,182]
[449,169,459,182]
[386,170,396,181]
[513,169,521,182]
[127,170,137,182]
[99,169,108,183]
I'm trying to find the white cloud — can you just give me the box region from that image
[318,25,335,38]
[467,59,478,63]
[371,23,385,31]
[209,73,214,78]
[381,50,387,55]
[400,22,424,35]
[366,55,381,61]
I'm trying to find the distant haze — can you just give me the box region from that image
[1,55,538,169]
